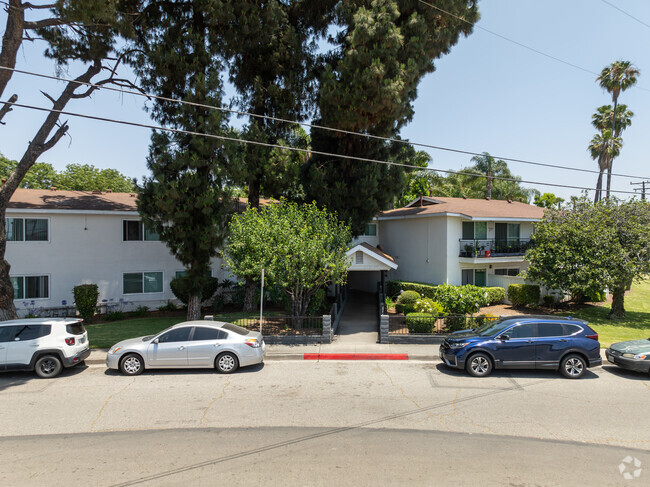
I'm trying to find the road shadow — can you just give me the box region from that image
[600,365,650,381]
[433,362,599,380]
[103,362,265,377]
[0,363,89,392]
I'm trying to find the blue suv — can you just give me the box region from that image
[439,316,602,379]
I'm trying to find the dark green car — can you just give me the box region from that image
[606,338,650,374]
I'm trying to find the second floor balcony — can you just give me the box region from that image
[459,238,532,258]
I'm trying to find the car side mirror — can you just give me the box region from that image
[498,335,510,341]
[153,338,159,344]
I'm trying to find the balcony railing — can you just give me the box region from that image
[459,238,532,257]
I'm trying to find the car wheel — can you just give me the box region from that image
[34,355,62,379]
[561,354,586,379]
[216,352,239,374]
[120,353,144,376]
[466,353,492,377]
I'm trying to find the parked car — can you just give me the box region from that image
[0,318,90,378]
[106,320,265,376]
[439,316,602,379]
[605,338,650,375]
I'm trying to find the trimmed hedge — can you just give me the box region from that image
[485,287,506,305]
[507,284,540,307]
[405,312,438,333]
[414,298,446,315]
[73,284,98,323]
[388,280,437,300]
[388,280,506,309]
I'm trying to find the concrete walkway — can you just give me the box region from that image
[334,291,379,346]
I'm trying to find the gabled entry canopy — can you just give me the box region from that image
[346,243,398,272]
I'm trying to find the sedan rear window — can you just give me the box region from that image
[66,323,86,335]
[221,323,251,336]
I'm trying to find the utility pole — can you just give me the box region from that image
[630,181,649,200]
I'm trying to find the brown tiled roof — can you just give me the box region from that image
[359,242,396,263]
[379,196,544,220]
[8,188,270,213]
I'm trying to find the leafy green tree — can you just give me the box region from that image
[131,0,235,321]
[596,61,639,198]
[304,0,479,235]
[525,198,650,319]
[0,0,138,321]
[225,200,351,317]
[393,146,440,207]
[533,193,565,209]
[55,164,134,192]
[0,154,57,189]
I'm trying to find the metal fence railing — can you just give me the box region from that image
[388,315,499,335]
[235,316,323,336]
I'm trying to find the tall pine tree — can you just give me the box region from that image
[132,1,235,320]
[303,0,479,235]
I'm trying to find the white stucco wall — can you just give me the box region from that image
[6,210,227,316]
[379,216,448,285]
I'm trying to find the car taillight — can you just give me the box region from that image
[244,338,261,348]
[586,334,599,341]
[65,337,75,346]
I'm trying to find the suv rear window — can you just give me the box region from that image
[221,323,251,336]
[538,323,565,337]
[14,325,51,341]
[66,323,86,335]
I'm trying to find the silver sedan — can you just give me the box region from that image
[106,320,265,375]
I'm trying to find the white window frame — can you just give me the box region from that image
[494,268,520,277]
[6,217,50,243]
[122,219,160,242]
[363,223,377,237]
[11,274,51,300]
[122,271,164,295]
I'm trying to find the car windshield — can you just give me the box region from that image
[474,318,520,337]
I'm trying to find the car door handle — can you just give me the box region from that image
[178,346,185,350]
[558,339,568,342]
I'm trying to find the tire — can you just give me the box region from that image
[560,354,586,379]
[120,353,144,376]
[215,352,239,374]
[34,355,62,379]
[466,353,493,377]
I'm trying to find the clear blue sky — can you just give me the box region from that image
[2,0,649,201]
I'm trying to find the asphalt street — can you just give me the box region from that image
[0,360,648,486]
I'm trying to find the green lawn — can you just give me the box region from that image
[86,311,281,349]
[559,279,650,348]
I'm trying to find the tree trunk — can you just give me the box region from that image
[594,170,603,203]
[0,62,102,320]
[608,282,626,320]
[187,294,201,321]
[243,277,256,312]
[0,0,24,99]
[606,98,618,200]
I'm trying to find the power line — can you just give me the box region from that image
[600,0,650,30]
[417,0,650,93]
[2,65,649,181]
[3,99,642,196]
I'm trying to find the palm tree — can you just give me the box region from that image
[588,129,622,203]
[469,152,509,198]
[596,61,639,198]
[591,104,633,137]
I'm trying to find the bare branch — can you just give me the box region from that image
[0,93,17,124]
[23,2,57,9]
[23,17,65,29]
[40,89,56,105]
[42,121,69,152]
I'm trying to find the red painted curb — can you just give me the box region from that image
[303,353,409,360]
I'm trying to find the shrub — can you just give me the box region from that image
[170,276,220,305]
[445,315,470,332]
[388,280,437,299]
[508,284,540,307]
[105,311,125,321]
[307,288,326,315]
[395,290,421,314]
[542,295,555,307]
[414,298,445,316]
[157,300,178,312]
[385,296,395,312]
[132,305,149,317]
[73,284,99,323]
[485,287,506,305]
[405,312,437,333]
[435,284,485,315]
